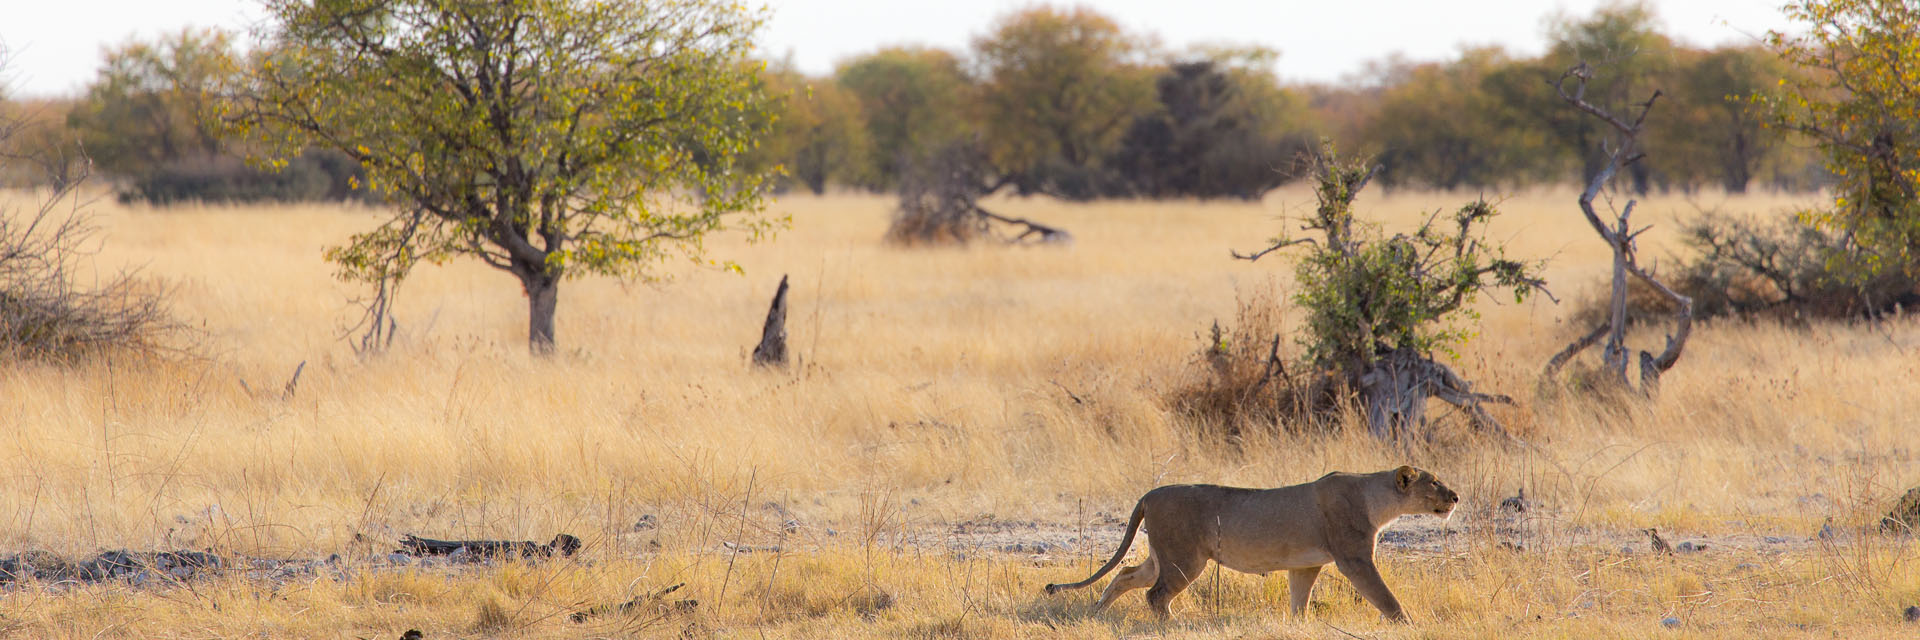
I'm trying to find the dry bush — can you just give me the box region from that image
[1571,211,1920,327]
[1165,287,1335,442]
[0,195,177,362]
[885,143,996,246]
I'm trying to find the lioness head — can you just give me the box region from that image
[1394,465,1459,516]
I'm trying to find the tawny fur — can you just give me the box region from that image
[1044,466,1459,622]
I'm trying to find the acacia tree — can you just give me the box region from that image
[755,66,869,195]
[834,47,973,190]
[221,0,779,354]
[973,6,1154,199]
[70,28,235,180]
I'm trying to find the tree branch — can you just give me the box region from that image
[1230,237,1314,262]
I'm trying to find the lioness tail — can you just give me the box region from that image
[1042,499,1146,594]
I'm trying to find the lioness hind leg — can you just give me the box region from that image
[1093,555,1156,611]
[1144,550,1207,619]
[1286,566,1322,616]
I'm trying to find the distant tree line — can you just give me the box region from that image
[756,2,1823,199]
[0,2,1833,203]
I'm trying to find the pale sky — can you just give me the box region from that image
[2,0,1796,99]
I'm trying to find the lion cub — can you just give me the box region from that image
[1044,466,1458,621]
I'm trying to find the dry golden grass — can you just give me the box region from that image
[1,185,1917,638]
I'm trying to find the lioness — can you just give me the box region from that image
[1044,466,1458,621]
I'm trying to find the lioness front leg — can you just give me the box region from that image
[1286,566,1322,616]
[1332,555,1407,622]
[1093,555,1156,611]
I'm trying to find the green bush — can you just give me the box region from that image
[118,151,372,206]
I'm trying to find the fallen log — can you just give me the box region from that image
[398,533,581,560]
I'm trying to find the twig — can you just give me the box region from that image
[282,361,306,400]
[1324,621,1369,639]
[716,469,756,613]
[1230,237,1314,262]
[1049,379,1086,405]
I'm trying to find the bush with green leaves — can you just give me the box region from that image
[1282,157,1545,373]
[1220,150,1546,438]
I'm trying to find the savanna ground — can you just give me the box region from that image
[1,186,1917,639]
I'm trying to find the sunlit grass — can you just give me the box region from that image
[1,186,1915,637]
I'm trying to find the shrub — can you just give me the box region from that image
[1,197,177,362]
[118,151,371,206]
[1570,211,1920,325]
[1166,287,1335,441]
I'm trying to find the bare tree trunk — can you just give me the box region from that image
[523,273,558,356]
[752,274,790,368]
[1603,213,1631,384]
[1358,355,1426,440]
[1358,348,1513,440]
[1544,63,1695,397]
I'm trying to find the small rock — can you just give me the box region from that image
[1030,542,1054,554]
[825,528,838,537]
[1675,541,1708,553]
[385,553,412,566]
[1734,563,1758,572]
[1763,536,1788,544]
[1903,605,1919,622]
[1661,616,1681,628]
[781,519,801,534]
[1619,546,1635,555]
[633,515,658,531]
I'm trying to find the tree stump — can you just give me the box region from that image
[1358,347,1513,439]
[752,275,790,368]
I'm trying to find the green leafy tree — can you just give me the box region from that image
[1762,0,1920,273]
[1365,47,1555,189]
[221,0,780,354]
[756,66,870,195]
[1480,1,1672,190]
[833,47,973,190]
[68,28,235,179]
[973,6,1154,199]
[1655,46,1783,193]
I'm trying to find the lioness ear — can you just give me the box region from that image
[1395,466,1417,490]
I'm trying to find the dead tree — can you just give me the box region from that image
[885,141,1071,246]
[1542,63,1694,395]
[751,274,789,368]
